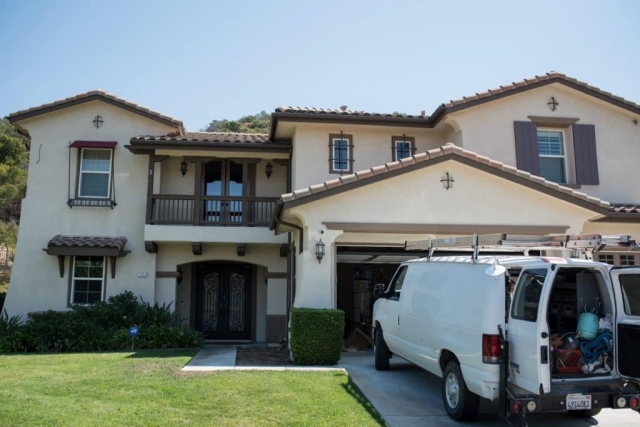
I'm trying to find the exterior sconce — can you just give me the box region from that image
[315,238,325,263]
[180,160,188,177]
[265,162,273,179]
[547,96,559,111]
[440,172,454,190]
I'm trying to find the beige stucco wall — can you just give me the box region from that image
[291,123,447,190]
[5,101,176,319]
[445,83,640,203]
[285,159,601,309]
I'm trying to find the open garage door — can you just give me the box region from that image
[336,246,426,340]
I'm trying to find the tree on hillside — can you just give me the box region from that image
[0,120,29,248]
[204,111,271,134]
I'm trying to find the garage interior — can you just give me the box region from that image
[336,246,423,339]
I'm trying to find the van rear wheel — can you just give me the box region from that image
[442,361,480,421]
[374,328,390,371]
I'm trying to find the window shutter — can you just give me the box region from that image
[572,124,599,185]
[513,121,540,176]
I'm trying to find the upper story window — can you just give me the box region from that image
[537,130,566,184]
[68,141,117,208]
[392,136,415,161]
[79,148,112,198]
[514,121,599,186]
[328,133,353,174]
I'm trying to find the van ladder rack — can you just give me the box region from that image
[405,233,637,260]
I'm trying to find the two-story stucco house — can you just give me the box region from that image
[5,72,640,342]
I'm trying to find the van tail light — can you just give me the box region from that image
[483,334,501,364]
[630,396,639,409]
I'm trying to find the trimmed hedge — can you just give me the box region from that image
[0,291,203,353]
[290,307,344,365]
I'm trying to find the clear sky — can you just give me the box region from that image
[2,0,639,131]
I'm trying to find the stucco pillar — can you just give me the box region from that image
[293,228,343,309]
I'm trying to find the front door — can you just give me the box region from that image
[196,263,252,340]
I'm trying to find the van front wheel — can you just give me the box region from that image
[442,361,480,421]
[374,328,390,371]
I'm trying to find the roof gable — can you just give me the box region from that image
[8,90,184,134]
[271,143,626,229]
[270,72,640,138]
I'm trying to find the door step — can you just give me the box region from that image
[205,339,252,345]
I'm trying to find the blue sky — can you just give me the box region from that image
[2,0,639,131]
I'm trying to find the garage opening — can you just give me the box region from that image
[336,246,424,339]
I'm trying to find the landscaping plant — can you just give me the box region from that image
[0,291,203,353]
[290,307,344,365]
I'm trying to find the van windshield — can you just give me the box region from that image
[511,268,548,322]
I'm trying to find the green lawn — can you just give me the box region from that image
[0,350,385,427]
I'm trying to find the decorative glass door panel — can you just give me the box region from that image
[202,160,244,224]
[196,263,252,339]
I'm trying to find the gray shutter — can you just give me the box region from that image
[513,121,540,176]
[572,124,599,185]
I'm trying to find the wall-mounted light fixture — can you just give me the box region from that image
[547,96,559,111]
[440,172,454,190]
[180,160,188,177]
[315,238,325,263]
[265,162,273,179]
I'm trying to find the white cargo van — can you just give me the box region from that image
[372,234,640,426]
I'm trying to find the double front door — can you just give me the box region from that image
[195,263,252,340]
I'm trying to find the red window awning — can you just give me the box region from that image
[70,140,118,148]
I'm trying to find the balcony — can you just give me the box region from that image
[148,195,278,227]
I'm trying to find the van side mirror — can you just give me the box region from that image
[373,283,386,300]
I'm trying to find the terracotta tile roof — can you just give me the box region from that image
[430,71,640,123]
[131,131,285,144]
[270,72,640,137]
[275,106,429,120]
[610,204,640,214]
[48,235,128,251]
[8,90,184,133]
[278,143,612,212]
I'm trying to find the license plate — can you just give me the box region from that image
[566,394,592,410]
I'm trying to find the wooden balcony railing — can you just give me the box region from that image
[148,195,278,227]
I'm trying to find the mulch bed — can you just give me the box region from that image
[235,347,291,366]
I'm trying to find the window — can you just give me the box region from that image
[71,256,105,305]
[619,274,640,315]
[598,254,615,265]
[537,130,566,184]
[388,266,408,300]
[79,148,112,198]
[328,133,353,174]
[511,268,548,322]
[392,136,415,161]
[620,255,636,266]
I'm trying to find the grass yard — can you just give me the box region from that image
[0,350,385,427]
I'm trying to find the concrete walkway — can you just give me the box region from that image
[181,345,344,372]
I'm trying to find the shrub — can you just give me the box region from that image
[290,308,344,365]
[0,291,203,353]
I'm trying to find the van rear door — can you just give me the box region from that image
[508,266,552,395]
[610,267,640,382]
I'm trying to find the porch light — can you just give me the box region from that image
[440,172,454,190]
[315,238,325,263]
[265,162,273,179]
[180,160,188,177]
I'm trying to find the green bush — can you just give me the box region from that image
[290,308,344,365]
[0,291,203,353]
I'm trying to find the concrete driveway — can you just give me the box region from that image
[339,351,640,427]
